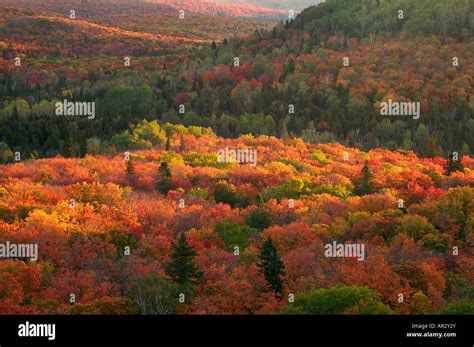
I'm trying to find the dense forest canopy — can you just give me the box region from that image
[0,123,473,314]
[0,0,472,317]
[0,0,472,160]
[295,0,472,39]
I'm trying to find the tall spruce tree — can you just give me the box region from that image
[64,138,75,158]
[156,162,173,195]
[444,152,464,176]
[165,233,201,288]
[354,160,375,196]
[257,237,285,296]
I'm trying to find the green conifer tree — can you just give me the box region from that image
[64,138,75,158]
[257,237,285,296]
[165,233,201,288]
[444,152,464,176]
[156,162,173,195]
[354,160,375,196]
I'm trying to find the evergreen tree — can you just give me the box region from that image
[64,138,75,158]
[444,152,464,176]
[165,233,201,287]
[165,136,171,151]
[354,160,375,196]
[211,41,217,50]
[156,162,173,195]
[257,237,285,296]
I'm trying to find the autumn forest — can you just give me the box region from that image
[0,0,472,316]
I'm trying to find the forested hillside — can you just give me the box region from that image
[243,0,323,11]
[145,0,288,19]
[0,0,269,41]
[0,0,472,160]
[295,0,471,39]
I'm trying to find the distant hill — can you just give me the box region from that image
[0,0,270,42]
[144,0,288,20]
[0,7,205,58]
[221,0,324,11]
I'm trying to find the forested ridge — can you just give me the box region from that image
[295,0,471,39]
[0,0,472,160]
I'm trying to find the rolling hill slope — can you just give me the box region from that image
[0,0,270,43]
[0,0,472,158]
